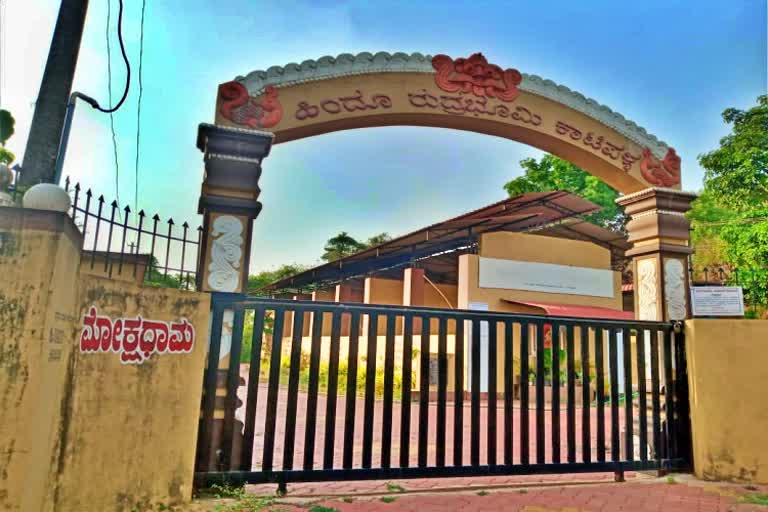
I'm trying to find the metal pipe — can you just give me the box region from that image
[52,92,99,185]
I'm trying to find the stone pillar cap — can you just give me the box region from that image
[616,187,698,206]
[22,183,72,213]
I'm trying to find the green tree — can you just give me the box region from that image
[321,231,366,262]
[365,232,392,247]
[689,95,768,313]
[699,95,768,211]
[247,263,309,294]
[503,154,625,230]
[143,256,194,289]
[0,110,16,165]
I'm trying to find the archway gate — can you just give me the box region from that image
[192,52,695,487]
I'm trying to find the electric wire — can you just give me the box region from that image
[99,0,131,114]
[135,0,147,217]
[106,0,121,213]
[0,0,4,111]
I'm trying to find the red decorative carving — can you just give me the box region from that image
[432,53,522,102]
[640,148,681,187]
[80,306,195,365]
[218,81,283,129]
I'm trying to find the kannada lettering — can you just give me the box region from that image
[79,306,195,365]
[408,89,541,125]
[295,90,392,120]
[555,121,640,171]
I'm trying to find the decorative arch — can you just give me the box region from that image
[213,51,681,194]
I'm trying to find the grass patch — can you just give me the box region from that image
[308,506,340,512]
[666,476,677,485]
[127,501,178,512]
[386,482,405,493]
[476,490,490,496]
[518,489,528,494]
[200,485,276,512]
[740,493,768,506]
[380,496,397,504]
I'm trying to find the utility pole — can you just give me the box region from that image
[20,0,89,186]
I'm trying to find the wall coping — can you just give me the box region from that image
[0,207,83,248]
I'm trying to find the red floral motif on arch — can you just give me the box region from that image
[640,147,681,187]
[432,53,522,103]
[218,81,283,129]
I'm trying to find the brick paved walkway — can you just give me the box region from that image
[238,381,630,472]
[192,474,768,511]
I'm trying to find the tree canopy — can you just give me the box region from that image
[688,95,768,313]
[0,110,15,165]
[366,232,392,247]
[321,231,367,262]
[247,263,310,294]
[503,154,625,230]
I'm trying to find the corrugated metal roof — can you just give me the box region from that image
[260,191,629,292]
[503,299,635,320]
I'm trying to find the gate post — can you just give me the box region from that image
[616,188,697,322]
[194,124,274,472]
[617,188,696,475]
[195,123,273,295]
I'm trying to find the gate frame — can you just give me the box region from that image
[195,296,692,490]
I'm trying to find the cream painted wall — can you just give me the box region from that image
[0,212,83,512]
[54,275,210,510]
[0,209,210,511]
[686,319,768,483]
[458,232,622,312]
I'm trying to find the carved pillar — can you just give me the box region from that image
[194,124,273,471]
[616,188,697,321]
[195,123,274,294]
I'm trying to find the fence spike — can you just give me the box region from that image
[152,213,160,222]
[164,218,174,277]
[86,189,93,198]
[134,209,146,279]
[180,222,190,289]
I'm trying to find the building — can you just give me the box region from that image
[256,191,637,397]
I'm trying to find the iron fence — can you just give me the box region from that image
[196,298,691,490]
[64,177,202,290]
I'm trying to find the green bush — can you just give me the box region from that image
[271,355,412,399]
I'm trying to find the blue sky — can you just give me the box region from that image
[6,0,767,272]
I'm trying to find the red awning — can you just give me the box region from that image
[502,299,635,320]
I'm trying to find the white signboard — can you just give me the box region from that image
[478,257,615,298]
[691,286,745,317]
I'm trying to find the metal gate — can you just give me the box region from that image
[195,297,690,489]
